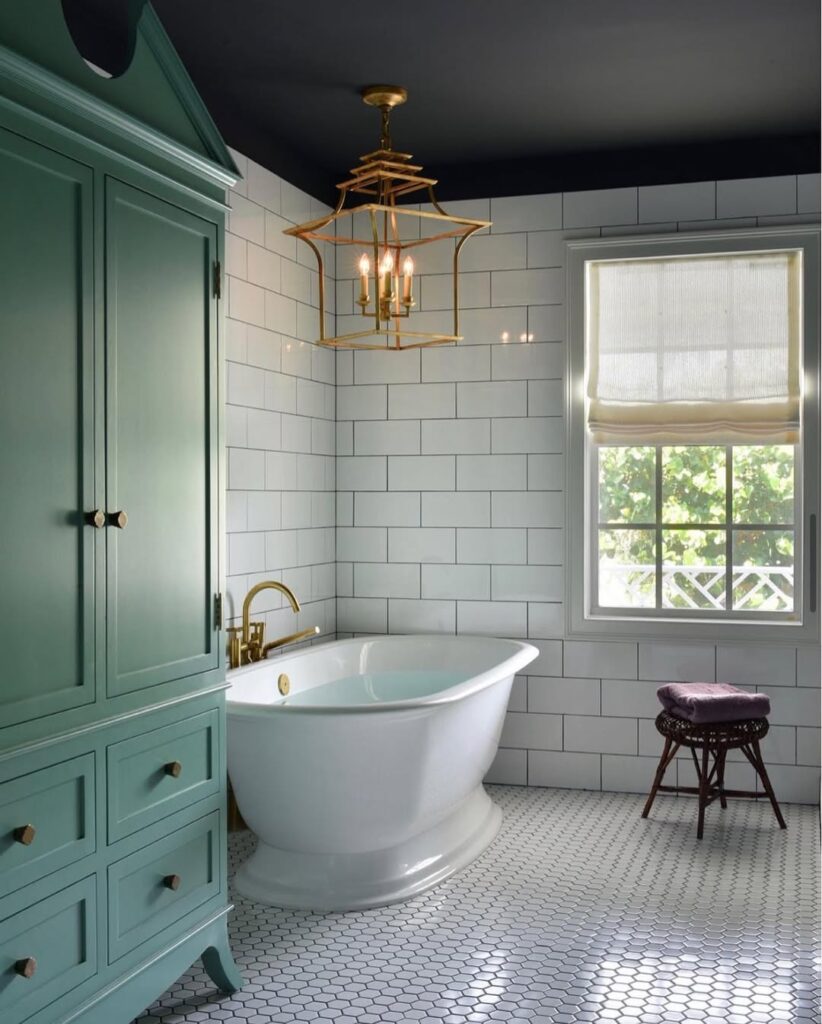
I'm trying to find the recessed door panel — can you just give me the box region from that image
[105,179,219,695]
[0,127,95,727]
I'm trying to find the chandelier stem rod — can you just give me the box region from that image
[380,104,392,150]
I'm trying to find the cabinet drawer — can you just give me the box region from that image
[0,754,95,898]
[107,811,220,963]
[0,875,97,1024]
[107,709,219,842]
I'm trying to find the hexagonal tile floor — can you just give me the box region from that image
[136,786,820,1024]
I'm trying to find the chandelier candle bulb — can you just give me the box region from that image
[402,255,414,305]
[358,253,370,306]
[379,250,394,303]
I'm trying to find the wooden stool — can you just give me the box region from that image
[642,710,787,839]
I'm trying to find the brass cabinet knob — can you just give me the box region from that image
[84,509,106,529]
[15,957,37,978]
[108,510,128,529]
[164,761,182,778]
[13,824,36,846]
[163,874,181,891]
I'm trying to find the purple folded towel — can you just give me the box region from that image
[657,682,770,724]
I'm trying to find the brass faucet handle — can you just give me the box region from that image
[249,621,264,643]
[247,621,265,662]
[227,626,243,669]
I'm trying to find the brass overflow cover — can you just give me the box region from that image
[278,673,290,696]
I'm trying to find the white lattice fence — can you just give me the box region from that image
[600,564,794,611]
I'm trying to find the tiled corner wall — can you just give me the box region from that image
[334,173,822,804]
[223,149,336,642]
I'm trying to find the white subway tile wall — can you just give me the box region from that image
[225,149,336,643]
[335,173,820,805]
[228,153,820,804]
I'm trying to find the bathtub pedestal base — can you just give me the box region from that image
[233,786,501,911]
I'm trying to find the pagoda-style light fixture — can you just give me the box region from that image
[285,85,492,350]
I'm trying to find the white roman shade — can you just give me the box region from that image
[586,250,801,443]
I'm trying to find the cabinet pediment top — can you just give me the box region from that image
[0,1,239,191]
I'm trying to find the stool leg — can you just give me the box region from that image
[747,738,787,830]
[696,743,711,840]
[715,745,728,809]
[642,737,676,819]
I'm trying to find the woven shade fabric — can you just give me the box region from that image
[586,250,801,443]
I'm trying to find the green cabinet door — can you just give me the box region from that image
[105,179,220,696]
[0,127,96,728]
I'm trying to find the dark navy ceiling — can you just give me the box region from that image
[71,0,820,203]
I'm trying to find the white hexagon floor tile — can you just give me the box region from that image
[135,786,820,1024]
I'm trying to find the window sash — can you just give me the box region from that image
[589,443,801,621]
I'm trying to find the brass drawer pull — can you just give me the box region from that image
[107,510,128,529]
[84,509,105,529]
[13,824,36,846]
[164,761,182,778]
[15,957,37,978]
[163,874,181,891]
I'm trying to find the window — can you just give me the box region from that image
[567,228,820,642]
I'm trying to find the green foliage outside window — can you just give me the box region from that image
[733,446,795,524]
[663,447,726,525]
[598,446,655,524]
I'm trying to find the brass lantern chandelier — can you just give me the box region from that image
[285,85,491,350]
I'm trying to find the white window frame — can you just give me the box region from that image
[566,226,820,644]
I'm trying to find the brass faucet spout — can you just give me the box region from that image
[242,580,300,639]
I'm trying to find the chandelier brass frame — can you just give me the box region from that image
[284,85,492,350]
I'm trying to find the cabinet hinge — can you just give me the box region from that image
[214,593,223,630]
[213,260,222,299]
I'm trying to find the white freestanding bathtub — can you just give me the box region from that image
[226,634,538,910]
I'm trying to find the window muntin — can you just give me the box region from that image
[595,444,797,618]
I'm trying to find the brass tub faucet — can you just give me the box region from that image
[228,580,320,669]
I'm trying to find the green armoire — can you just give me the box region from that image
[0,3,243,1022]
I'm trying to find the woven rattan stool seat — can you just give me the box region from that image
[642,710,786,839]
[655,709,770,749]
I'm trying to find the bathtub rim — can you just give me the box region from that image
[225,633,538,716]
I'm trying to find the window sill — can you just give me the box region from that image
[567,609,816,646]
